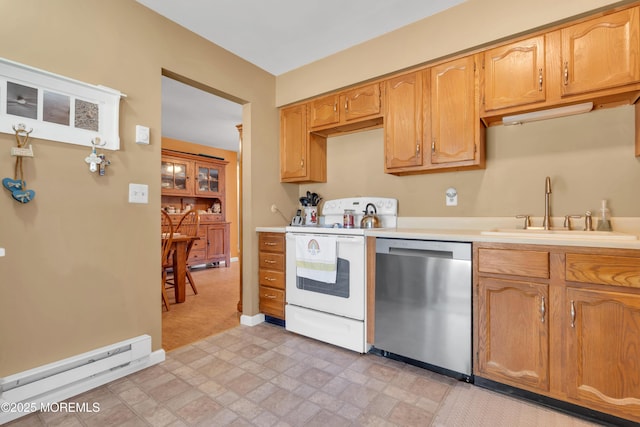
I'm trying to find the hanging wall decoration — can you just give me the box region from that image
[3,123,36,203]
[0,57,124,150]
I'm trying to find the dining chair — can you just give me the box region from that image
[161,210,174,311]
[167,209,200,295]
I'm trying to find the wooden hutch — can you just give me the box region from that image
[161,149,230,268]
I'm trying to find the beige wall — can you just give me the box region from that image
[300,106,639,219]
[0,0,280,376]
[161,138,239,258]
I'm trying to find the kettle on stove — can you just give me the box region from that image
[360,203,380,229]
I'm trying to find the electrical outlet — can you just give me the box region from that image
[446,187,458,206]
[128,183,149,204]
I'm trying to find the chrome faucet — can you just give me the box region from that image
[543,176,552,230]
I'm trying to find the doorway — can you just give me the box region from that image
[160,74,244,351]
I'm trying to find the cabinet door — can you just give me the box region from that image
[342,83,381,122]
[483,36,546,111]
[565,287,640,420]
[309,94,340,128]
[206,223,229,262]
[195,162,224,196]
[161,156,192,196]
[280,104,308,180]
[431,55,477,165]
[384,71,424,170]
[477,277,550,392]
[561,7,640,96]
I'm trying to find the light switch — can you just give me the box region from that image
[128,183,149,204]
[135,125,150,144]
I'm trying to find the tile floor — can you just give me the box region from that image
[6,323,605,427]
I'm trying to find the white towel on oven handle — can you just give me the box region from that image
[295,235,338,283]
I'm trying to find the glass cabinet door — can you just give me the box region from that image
[161,157,191,195]
[195,163,223,196]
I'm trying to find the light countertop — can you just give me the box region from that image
[255,226,286,233]
[257,217,640,250]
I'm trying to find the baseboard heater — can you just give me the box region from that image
[0,335,162,423]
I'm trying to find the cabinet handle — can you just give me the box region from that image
[300,159,304,168]
[431,139,436,153]
[344,98,348,112]
[333,103,337,112]
[263,242,277,246]
[264,276,276,281]
[563,61,569,86]
[416,143,420,156]
[263,294,276,299]
[570,300,576,328]
[264,259,276,264]
[538,68,543,91]
[540,296,545,323]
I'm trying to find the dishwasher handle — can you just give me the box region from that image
[376,238,471,261]
[388,248,453,259]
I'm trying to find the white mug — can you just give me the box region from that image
[304,206,318,225]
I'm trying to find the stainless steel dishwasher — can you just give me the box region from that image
[374,238,472,380]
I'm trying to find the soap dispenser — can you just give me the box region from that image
[596,199,612,231]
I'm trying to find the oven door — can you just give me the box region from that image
[286,233,365,320]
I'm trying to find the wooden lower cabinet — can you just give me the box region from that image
[477,277,549,392]
[565,286,640,420]
[258,232,286,320]
[475,242,640,423]
[205,222,231,266]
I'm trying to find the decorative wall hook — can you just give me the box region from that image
[85,137,108,173]
[2,123,36,203]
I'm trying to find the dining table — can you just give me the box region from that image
[163,234,198,303]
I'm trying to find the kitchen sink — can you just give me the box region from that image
[480,228,638,240]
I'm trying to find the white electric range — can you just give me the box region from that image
[285,197,398,352]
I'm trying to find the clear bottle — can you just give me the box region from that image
[596,199,612,231]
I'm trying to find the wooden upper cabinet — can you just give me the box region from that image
[383,71,424,170]
[280,104,326,183]
[309,83,382,130]
[194,161,224,197]
[280,104,307,181]
[161,155,192,196]
[430,55,483,166]
[482,36,546,112]
[561,7,640,96]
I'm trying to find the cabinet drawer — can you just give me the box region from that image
[259,233,285,253]
[566,253,640,288]
[259,252,284,271]
[191,237,206,251]
[259,285,285,319]
[188,248,206,264]
[479,248,549,279]
[259,268,285,289]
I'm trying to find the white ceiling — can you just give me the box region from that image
[141,0,465,152]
